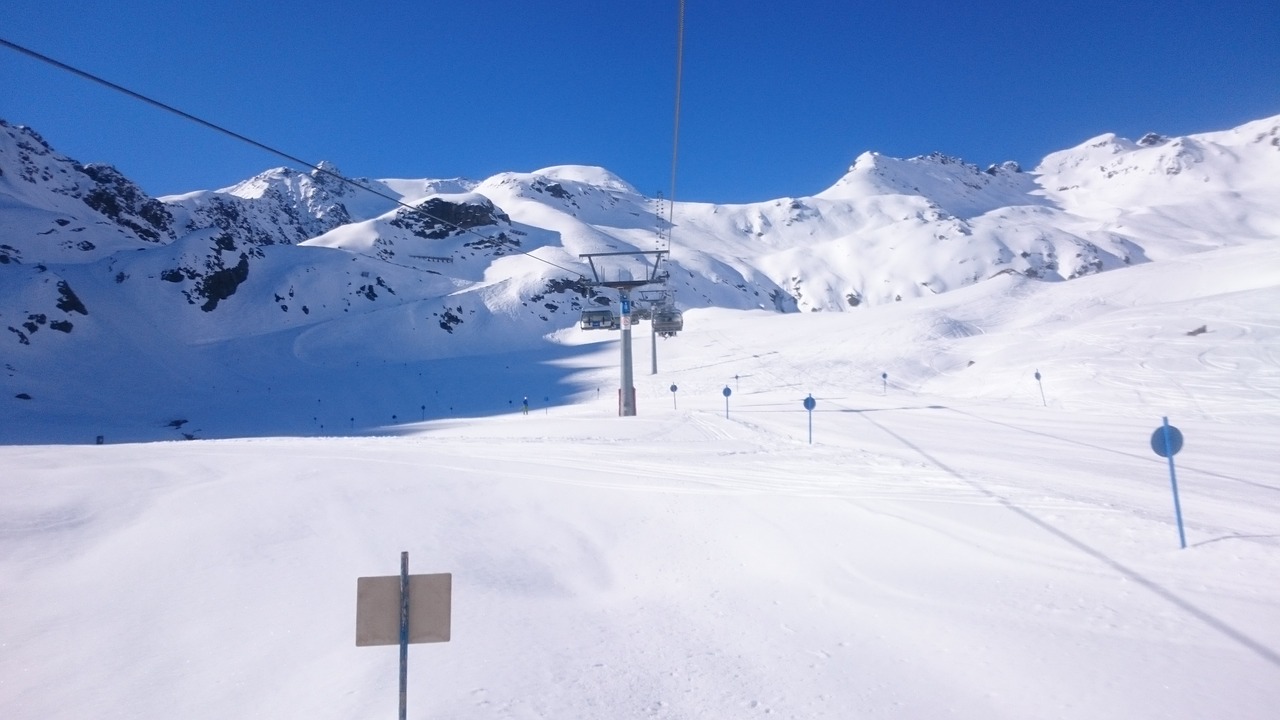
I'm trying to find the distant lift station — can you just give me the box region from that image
[579,250,680,416]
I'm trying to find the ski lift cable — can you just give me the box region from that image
[666,0,686,257]
[0,36,585,278]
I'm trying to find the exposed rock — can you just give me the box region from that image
[195,254,251,312]
[389,197,510,240]
[55,281,88,315]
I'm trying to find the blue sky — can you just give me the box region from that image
[4,0,1278,203]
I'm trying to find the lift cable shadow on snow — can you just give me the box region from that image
[944,407,1280,493]
[836,405,951,415]
[1191,533,1280,549]
[854,410,1280,670]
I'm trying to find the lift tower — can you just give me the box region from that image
[579,251,669,416]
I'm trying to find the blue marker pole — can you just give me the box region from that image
[1162,417,1187,549]
[881,372,887,395]
[670,384,678,409]
[1035,370,1046,407]
[803,394,816,444]
[723,386,732,419]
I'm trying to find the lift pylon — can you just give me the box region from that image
[579,251,669,416]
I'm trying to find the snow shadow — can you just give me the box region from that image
[856,410,1280,670]
[0,340,611,445]
[946,407,1280,493]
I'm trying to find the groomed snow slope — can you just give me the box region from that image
[2,240,1278,719]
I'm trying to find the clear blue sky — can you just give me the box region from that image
[3,0,1278,203]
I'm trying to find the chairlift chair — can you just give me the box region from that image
[580,309,618,330]
[652,307,684,336]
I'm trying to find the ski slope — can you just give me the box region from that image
[3,240,1279,719]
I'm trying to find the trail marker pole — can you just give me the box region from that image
[1035,369,1046,407]
[670,383,678,409]
[803,394,816,444]
[881,372,887,395]
[723,386,732,419]
[735,374,740,392]
[1150,417,1187,549]
[356,554,452,719]
[398,552,409,720]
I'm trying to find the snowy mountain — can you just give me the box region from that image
[1,113,1278,441]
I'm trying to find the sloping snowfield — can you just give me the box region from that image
[3,242,1279,719]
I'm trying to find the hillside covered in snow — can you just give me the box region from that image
[1,113,1278,441]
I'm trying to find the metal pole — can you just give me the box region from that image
[1163,417,1187,549]
[399,551,409,720]
[650,308,658,375]
[808,410,813,445]
[619,289,636,416]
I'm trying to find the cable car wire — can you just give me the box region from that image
[666,0,686,256]
[0,36,584,278]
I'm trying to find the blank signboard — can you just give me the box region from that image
[355,573,452,646]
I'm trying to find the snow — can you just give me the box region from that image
[3,234,1279,718]
[532,164,642,195]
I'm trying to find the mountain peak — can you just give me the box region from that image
[816,147,1040,218]
[531,165,640,195]
[308,160,350,193]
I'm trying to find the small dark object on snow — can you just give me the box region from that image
[1186,325,1208,336]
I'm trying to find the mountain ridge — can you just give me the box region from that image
[2,113,1277,440]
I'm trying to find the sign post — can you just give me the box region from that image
[357,554,452,719]
[398,553,408,720]
[803,394,816,444]
[670,383,678,409]
[1035,369,1046,407]
[1150,417,1187,549]
[722,386,732,419]
[881,372,887,395]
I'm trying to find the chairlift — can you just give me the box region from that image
[580,309,618,330]
[652,307,684,336]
